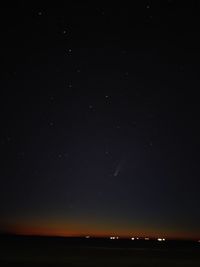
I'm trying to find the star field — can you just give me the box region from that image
[0,1,200,239]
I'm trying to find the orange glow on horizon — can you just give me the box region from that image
[1,218,198,241]
[1,223,198,241]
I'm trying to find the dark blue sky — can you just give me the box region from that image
[0,1,200,239]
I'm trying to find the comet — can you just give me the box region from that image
[114,159,125,177]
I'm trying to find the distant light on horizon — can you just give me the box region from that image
[110,236,119,240]
[157,238,165,242]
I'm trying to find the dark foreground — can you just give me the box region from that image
[0,235,200,266]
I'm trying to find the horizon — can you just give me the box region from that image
[1,232,199,242]
[1,223,199,241]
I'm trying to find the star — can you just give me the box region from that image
[6,136,11,142]
[122,50,127,54]
[149,141,153,147]
[66,49,72,56]
[17,152,25,158]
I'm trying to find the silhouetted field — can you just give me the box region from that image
[0,235,200,266]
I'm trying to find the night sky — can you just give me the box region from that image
[1,1,200,240]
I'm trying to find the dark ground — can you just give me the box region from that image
[0,235,200,266]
